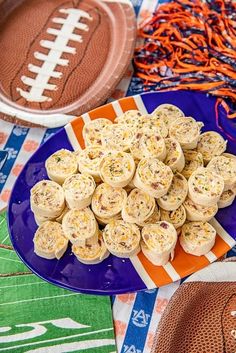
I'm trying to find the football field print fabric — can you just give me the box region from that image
[0,211,116,353]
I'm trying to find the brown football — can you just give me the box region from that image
[152,282,236,353]
[0,0,136,127]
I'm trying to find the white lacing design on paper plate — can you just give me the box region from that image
[16,8,92,103]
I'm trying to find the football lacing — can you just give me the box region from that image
[16,8,92,103]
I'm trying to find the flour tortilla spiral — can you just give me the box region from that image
[180,221,216,256]
[197,131,227,164]
[164,137,185,172]
[188,167,224,206]
[72,232,110,265]
[157,173,188,211]
[33,221,68,260]
[82,118,112,147]
[218,190,235,208]
[103,220,141,258]
[45,149,78,185]
[183,197,218,222]
[76,146,108,182]
[152,104,184,130]
[141,222,177,266]
[30,180,65,218]
[63,173,96,210]
[122,188,156,224]
[130,127,166,161]
[92,183,127,219]
[133,158,173,198]
[62,208,98,246]
[169,117,203,150]
[100,151,135,188]
[207,155,236,191]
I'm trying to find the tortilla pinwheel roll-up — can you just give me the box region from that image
[33,221,68,260]
[180,221,216,256]
[130,127,166,161]
[169,117,204,150]
[160,204,186,229]
[207,155,236,191]
[157,173,188,211]
[76,146,107,182]
[103,220,141,258]
[197,131,227,164]
[122,188,156,224]
[188,167,224,206]
[141,222,177,266]
[129,114,168,138]
[164,138,185,172]
[63,173,96,210]
[92,183,127,220]
[152,104,184,130]
[183,197,218,222]
[30,180,65,218]
[137,205,161,227]
[82,118,112,147]
[182,150,204,179]
[100,151,135,188]
[136,115,168,138]
[45,149,78,185]
[72,232,110,265]
[101,124,134,151]
[62,208,98,246]
[133,158,173,198]
[218,189,235,209]
[114,110,142,125]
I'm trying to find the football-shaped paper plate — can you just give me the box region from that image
[152,260,236,353]
[0,0,136,128]
[8,91,236,295]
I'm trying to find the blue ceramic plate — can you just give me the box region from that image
[8,91,236,295]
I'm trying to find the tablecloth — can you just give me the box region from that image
[1,1,236,353]
[0,209,116,353]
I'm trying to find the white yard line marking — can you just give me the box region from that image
[133,95,148,114]
[1,234,9,244]
[0,328,114,351]
[0,218,5,226]
[81,113,91,124]
[0,281,46,289]
[65,124,81,151]
[163,263,181,282]
[205,251,218,263]
[130,256,156,289]
[0,256,22,263]
[112,100,124,116]
[0,293,79,306]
